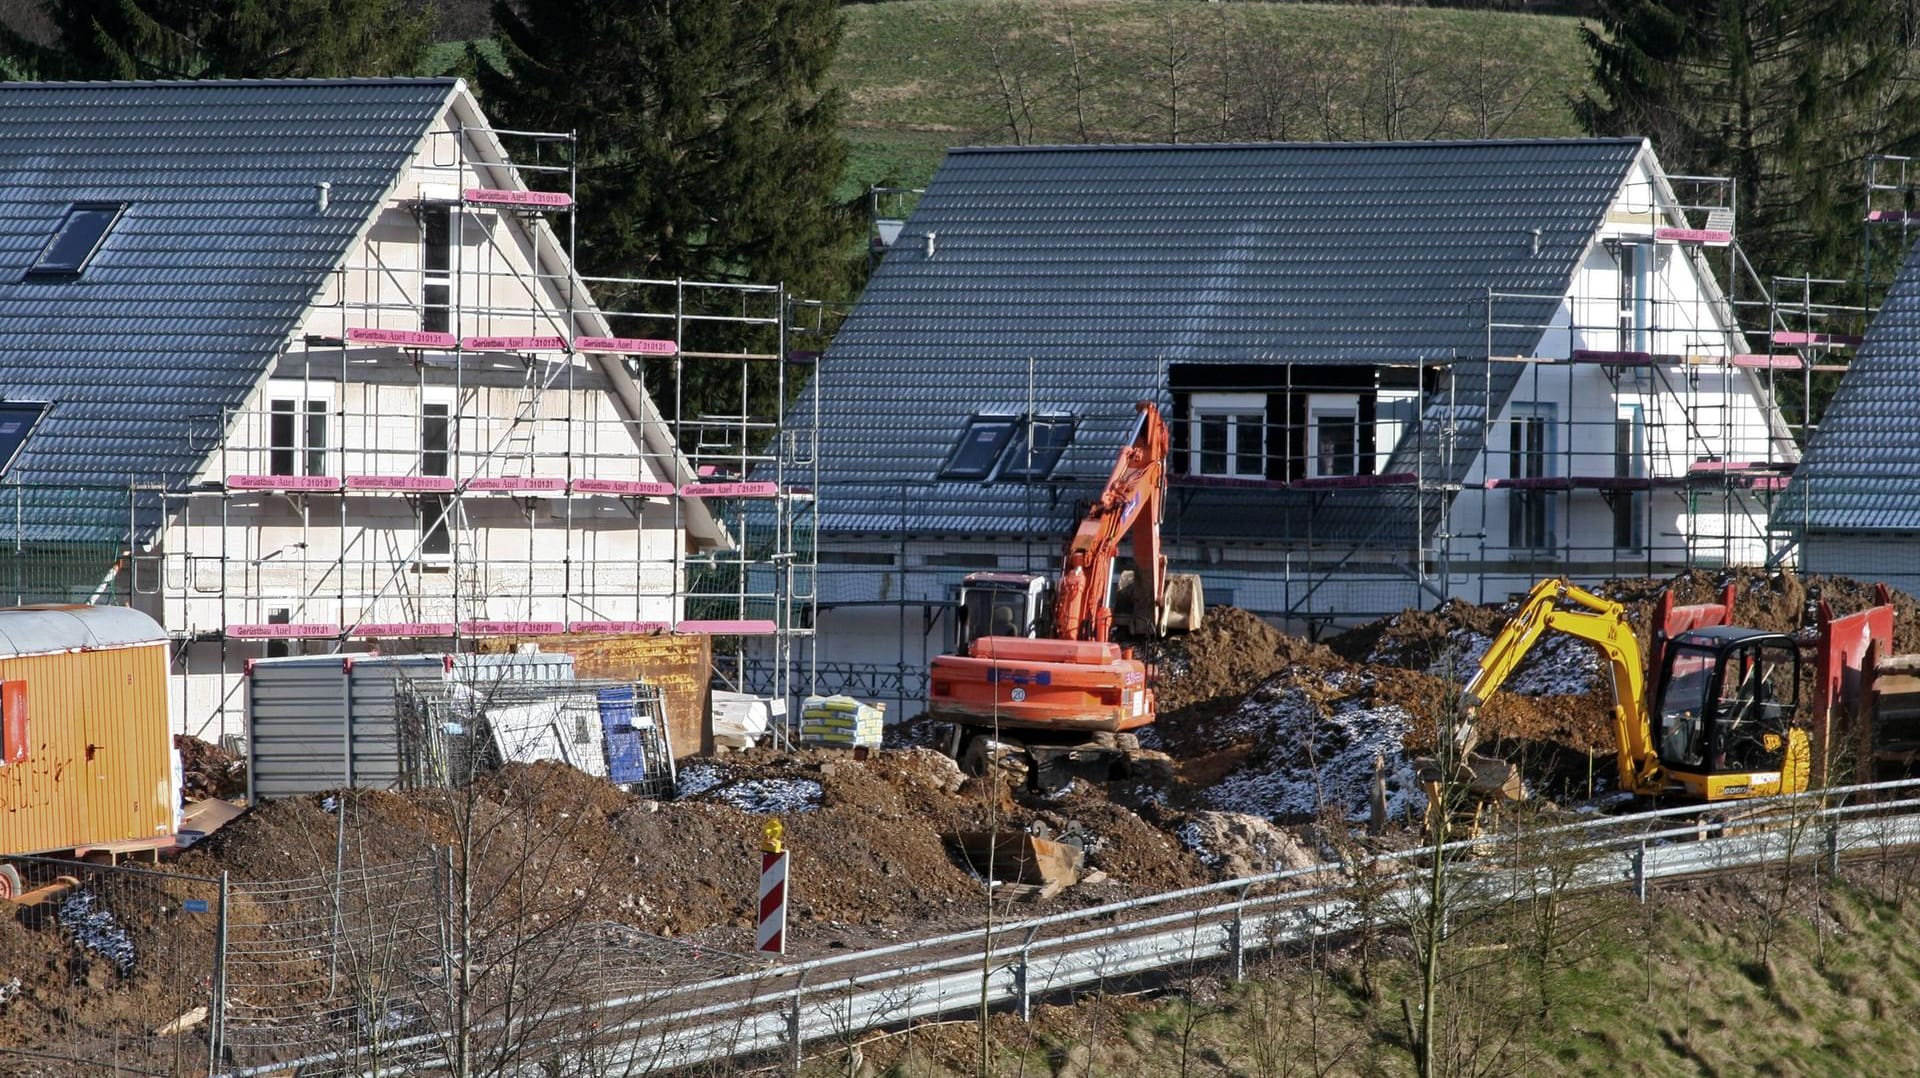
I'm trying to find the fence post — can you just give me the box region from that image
[1228,882,1252,982]
[208,870,230,1073]
[787,972,808,1076]
[1633,843,1647,903]
[1015,926,1041,1022]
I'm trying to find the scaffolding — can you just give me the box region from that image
[8,121,822,737]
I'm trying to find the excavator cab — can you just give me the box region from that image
[955,572,1052,651]
[1653,626,1804,794]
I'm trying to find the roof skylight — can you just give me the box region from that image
[27,203,126,278]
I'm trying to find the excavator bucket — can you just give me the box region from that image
[951,830,1086,897]
[1160,573,1205,634]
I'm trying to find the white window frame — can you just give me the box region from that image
[1188,392,1266,479]
[1613,403,1646,553]
[1306,392,1362,478]
[1506,402,1557,553]
[1375,388,1418,472]
[264,379,334,478]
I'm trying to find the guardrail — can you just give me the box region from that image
[221,777,1920,1077]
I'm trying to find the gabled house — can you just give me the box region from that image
[1774,240,1920,591]
[792,139,1799,710]
[0,78,763,736]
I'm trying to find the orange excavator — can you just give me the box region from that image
[928,401,1204,783]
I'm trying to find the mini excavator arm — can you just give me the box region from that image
[1463,578,1667,797]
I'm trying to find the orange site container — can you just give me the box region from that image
[0,605,175,858]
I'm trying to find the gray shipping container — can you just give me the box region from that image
[246,651,576,802]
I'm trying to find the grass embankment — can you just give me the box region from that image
[837,1,1594,197]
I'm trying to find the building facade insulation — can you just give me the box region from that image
[788,139,1810,713]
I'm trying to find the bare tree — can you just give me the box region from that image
[970,0,1048,145]
[1050,2,1102,143]
[1360,6,1441,141]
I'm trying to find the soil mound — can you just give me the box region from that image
[175,735,246,801]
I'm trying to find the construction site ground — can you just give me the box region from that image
[2,569,1914,1064]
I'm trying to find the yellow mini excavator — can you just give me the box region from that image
[1463,577,1810,802]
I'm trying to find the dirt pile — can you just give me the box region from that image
[1173,811,1317,879]
[175,735,247,801]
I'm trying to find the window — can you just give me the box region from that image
[997,414,1075,481]
[420,493,453,559]
[1189,393,1265,478]
[1375,389,1419,469]
[0,401,50,479]
[268,397,330,476]
[422,205,452,333]
[1507,404,1554,551]
[264,608,292,660]
[1613,406,1645,552]
[1307,393,1361,478]
[422,402,452,477]
[27,203,125,278]
[941,416,1018,480]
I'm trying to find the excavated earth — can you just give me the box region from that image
[3,569,1913,1060]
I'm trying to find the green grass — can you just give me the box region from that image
[836,0,1597,192]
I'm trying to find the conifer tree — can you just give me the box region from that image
[0,0,431,80]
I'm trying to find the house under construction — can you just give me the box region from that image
[0,78,819,737]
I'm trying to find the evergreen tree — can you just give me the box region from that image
[475,0,854,304]
[1578,0,1920,283]
[0,0,432,80]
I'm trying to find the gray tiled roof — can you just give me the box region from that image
[1776,238,1920,531]
[800,139,1644,541]
[0,78,455,542]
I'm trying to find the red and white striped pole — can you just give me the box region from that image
[757,818,789,956]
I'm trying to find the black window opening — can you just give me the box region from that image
[27,203,126,278]
[420,493,453,558]
[422,402,452,477]
[939,413,1076,482]
[422,206,452,333]
[269,398,329,477]
[0,401,51,479]
[1508,409,1554,551]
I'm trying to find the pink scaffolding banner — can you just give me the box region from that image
[460,619,566,636]
[460,335,568,352]
[350,621,458,638]
[228,623,340,640]
[227,474,341,492]
[569,620,671,635]
[571,478,677,497]
[347,327,458,349]
[468,476,568,493]
[679,481,779,498]
[575,336,678,356]
[347,475,458,493]
[463,187,573,209]
[1654,227,1733,245]
[675,619,778,635]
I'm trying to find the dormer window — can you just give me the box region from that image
[26,203,126,278]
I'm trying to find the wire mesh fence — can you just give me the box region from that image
[0,857,225,1077]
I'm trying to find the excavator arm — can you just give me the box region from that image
[1462,578,1667,797]
[1052,401,1167,643]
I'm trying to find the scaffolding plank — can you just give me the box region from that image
[1732,353,1805,370]
[1687,459,1795,475]
[227,474,341,492]
[468,476,568,494]
[228,622,340,639]
[1485,476,1571,491]
[679,481,780,498]
[350,621,458,638]
[462,187,573,209]
[1655,227,1734,245]
[1570,349,1655,366]
[1292,471,1419,491]
[675,618,778,635]
[1773,330,1863,348]
[1568,475,1654,490]
[1866,210,1913,223]
[347,327,458,348]
[572,478,677,497]
[569,620,670,635]
[461,619,566,636]
[346,475,457,492]
[460,335,568,352]
[576,335,679,356]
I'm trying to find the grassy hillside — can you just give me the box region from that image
[837,0,1595,197]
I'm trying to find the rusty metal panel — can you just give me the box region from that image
[0,638,174,857]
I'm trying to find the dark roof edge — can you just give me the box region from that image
[0,76,460,90]
[947,137,1649,156]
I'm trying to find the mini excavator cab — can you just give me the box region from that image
[1653,626,1802,793]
